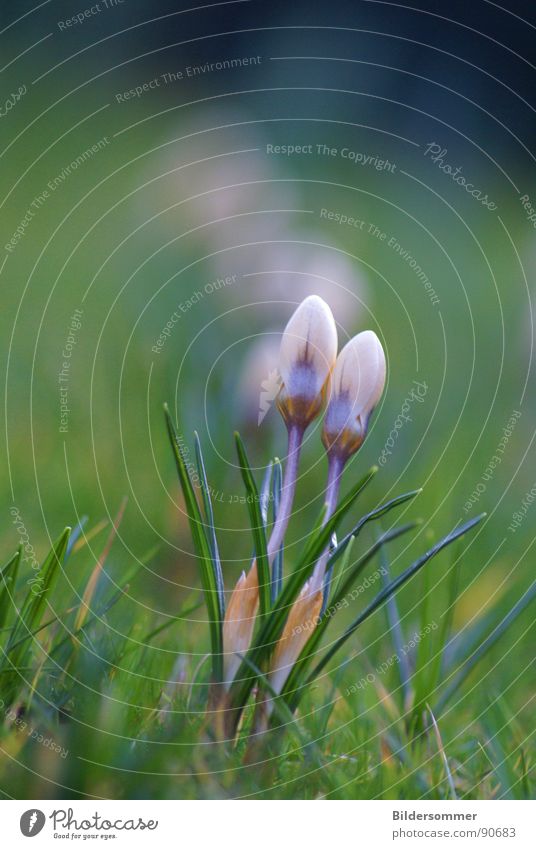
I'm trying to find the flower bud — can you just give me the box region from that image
[322,330,386,459]
[269,579,323,696]
[222,564,259,688]
[277,295,338,430]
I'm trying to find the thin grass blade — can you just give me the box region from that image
[74,499,126,632]
[164,405,223,681]
[379,530,412,708]
[328,488,422,568]
[320,532,338,617]
[234,432,271,618]
[298,514,485,703]
[7,527,70,655]
[0,548,22,633]
[3,528,70,701]
[281,523,417,710]
[228,466,378,719]
[434,578,536,714]
[428,705,457,799]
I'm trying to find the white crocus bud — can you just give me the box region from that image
[322,330,386,459]
[277,295,338,431]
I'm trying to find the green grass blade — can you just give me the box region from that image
[2,528,70,700]
[0,547,22,632]
[122,597,205,656]
[194,432,225,620]
[278,537,358,717]
[234,432,271,619]
[379,536,412,708]
[427,552,463,699]
[281,523,417,711]
[328,488,422,568]
[164,404,223,681]
[330,522,419,608]
[50,582,130,660]
[228,466,378,719]
[7,527,70,655]
[66,516,88,557]
[236,652,323,759]
[320,532,338,616]
[434,578,536,714]
[3,614,61,654]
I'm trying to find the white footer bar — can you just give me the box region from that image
[2,799,534,848]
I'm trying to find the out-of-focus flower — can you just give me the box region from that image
[134,106,296,250]
[235,244,370,429]
[223,235,368,329]
[322,330,386,460]
[222,563,259,689]
[247,235,368,325]
[277,295,338,432]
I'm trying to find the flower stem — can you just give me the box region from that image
[267,425,303,562]
[324,451,345,518]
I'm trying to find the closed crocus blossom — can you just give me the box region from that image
[269,579,323,697]
[322,330,386,459]
[222,564,259,689]
[310,331,386,593]
[277,295,338,431]
[253,580,323,731]
[266,296,338,564]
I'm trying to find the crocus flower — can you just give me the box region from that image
[322,330,386,460]
[277,294,338,432]
[311,331,386,592]
[222,299,338,690]
[266,296,338,563]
